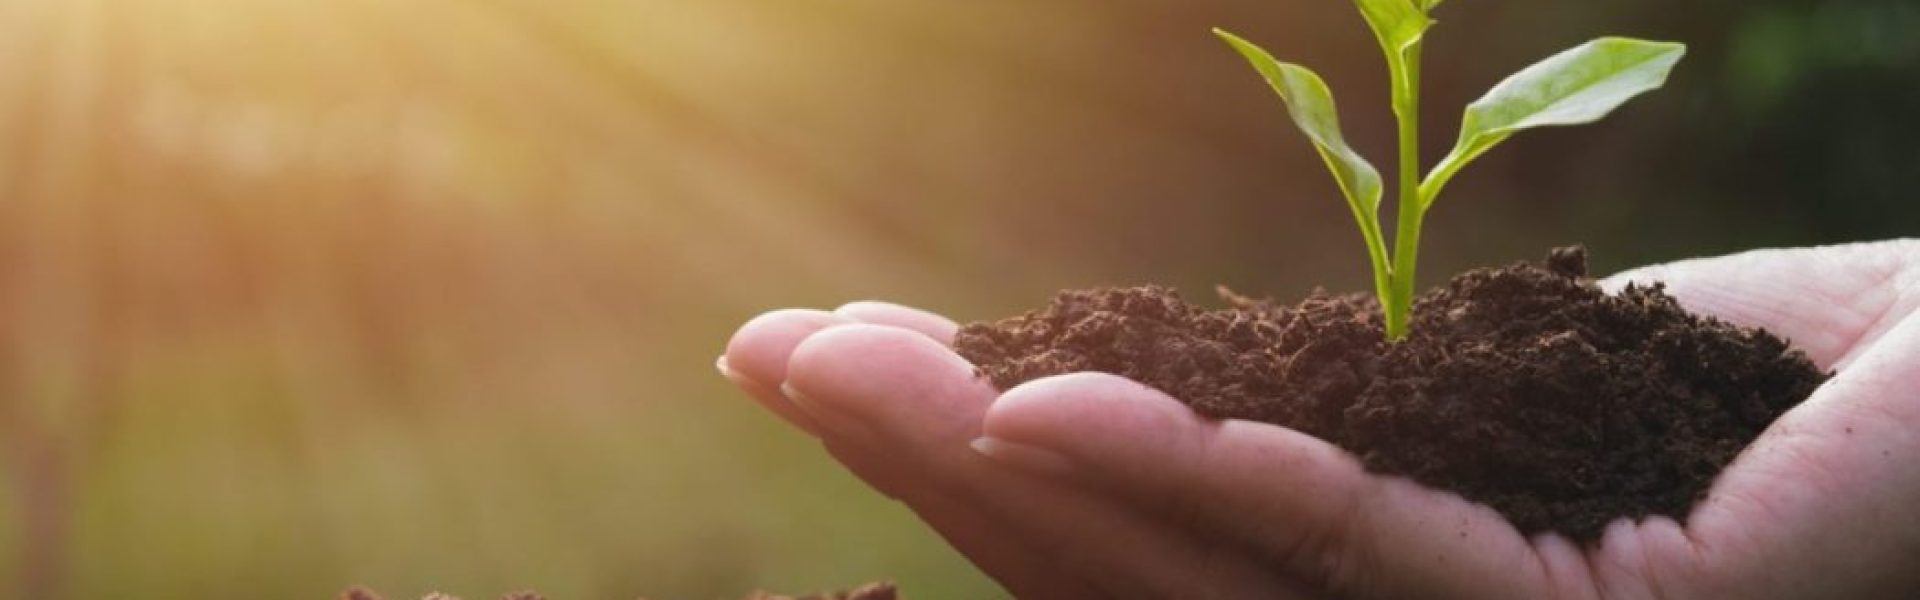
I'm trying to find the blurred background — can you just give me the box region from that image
[0,0,1914,597]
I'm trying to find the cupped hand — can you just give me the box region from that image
[719,241,1920,599]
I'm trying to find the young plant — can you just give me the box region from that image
[1216,1,1685,341]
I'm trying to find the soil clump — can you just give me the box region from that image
[954,247,1827,540]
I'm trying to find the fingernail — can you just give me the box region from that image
[779,381,873,437]
[779,381,809,408]
[717,355,765,389]
[716,357,826,436]
[970,436,1075,477]
[780,381,835,421]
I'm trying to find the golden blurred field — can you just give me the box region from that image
[0,1,1028,596]
[0,0,1913,598]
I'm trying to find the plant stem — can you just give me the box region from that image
[1385,41,1426,341]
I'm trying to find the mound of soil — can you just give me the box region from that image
[340,582,896,600]
[953,247,1827,540]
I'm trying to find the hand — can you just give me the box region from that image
[718,241,1920,599]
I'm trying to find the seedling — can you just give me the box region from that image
[1216,1,1685,341]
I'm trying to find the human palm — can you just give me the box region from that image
[720,241,1920,599]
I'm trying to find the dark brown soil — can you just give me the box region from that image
[953,247,1827,541]
[340,582,896,600]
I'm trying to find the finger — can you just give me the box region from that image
[721,309,856,435]
[722,311,1084,596]
[725,309,1098,596]
[721,302,962,435]
[834,301,961,343]
[1666,307,1920,599]
[718,356,823,437]
[786,325,1307,599]
[979,372,1557,600]
[1601,240,1920,368]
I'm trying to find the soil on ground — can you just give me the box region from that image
[953,247,1827,541]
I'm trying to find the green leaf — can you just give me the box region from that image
[1215,30,1384,225]
[1422,37,1686,206]
[1419,0,1444,13]
[1351,0,1431,117]
[1215,28,1392,292]
[1351,0,1431,57]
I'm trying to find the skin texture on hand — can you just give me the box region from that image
[719,240,1920,600]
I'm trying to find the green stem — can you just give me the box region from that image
[1356,198,1394,329]
[1385,42,1425,341]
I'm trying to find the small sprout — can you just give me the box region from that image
[1216,2,1685,341]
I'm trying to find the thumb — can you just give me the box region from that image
[1602,239,1920,369]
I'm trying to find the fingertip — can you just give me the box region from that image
[985,372,1192,450]
[786,323,969,390]
[785,323,989,436]
[833,300,962,343]
[725,308,851,386]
